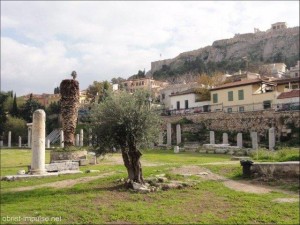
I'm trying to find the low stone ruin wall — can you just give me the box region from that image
[50,150,87,162]
[45,161,79,172]
[250,161,299,179]
[188,144,251,156]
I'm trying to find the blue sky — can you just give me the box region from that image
[1,1,299,96]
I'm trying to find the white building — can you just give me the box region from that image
[169,88,210,114]
[288,61,300,78]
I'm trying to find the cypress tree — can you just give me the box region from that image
[11,93,18,117]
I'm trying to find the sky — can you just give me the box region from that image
[1,1,299,96]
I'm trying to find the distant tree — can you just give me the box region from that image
[86,81,112,103]
[90,90,161,188]
[111,77,126,84]
[10,93,19,117]
[19,94,44,122]
[54,87,60,94]
[0,92,10,136]
[4,116,27,144]
[45,101,61,134]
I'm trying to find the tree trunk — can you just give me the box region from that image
[121,146,144,188]
[60,79,79,147]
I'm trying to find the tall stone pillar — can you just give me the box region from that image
[158,132,163,145]
[27,123,32,148]
[30,109,46,175]
[60,130,64,148]
[210,131,215,144]
[176,124,181,145]
[237,133,243,148]
[251,132,258,150]
[222,133,228,144]
[80,129,84,147]
[269,127,275,150]
[167,123,172,146]
[8,131,11,148]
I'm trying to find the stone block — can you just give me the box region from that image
[215,149,227,154]
[207,150,215,154]
[198,149,207,154]
[45,161,79,172]
[79,159,89,166]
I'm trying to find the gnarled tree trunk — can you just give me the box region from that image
[121,145,144,188]
[60,79,79,147]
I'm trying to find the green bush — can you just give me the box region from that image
[250,148,300,162]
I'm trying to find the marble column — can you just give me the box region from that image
[27,123,32,148]
[269,127,275,150]
[80,129,84,147]
[158,132,163,145]
[167,123,172,146]
[18,136,22,148]
[8,131,11,148]
[251,132,258,150]
[76,134,80,147]
[30,109,46,175]
[176,124,181,145]
[89,128,92,147]
[237,133,243,148]
[210,131,215,144]
[46,138,50,148]
[222,133,228,144]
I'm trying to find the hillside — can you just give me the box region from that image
[150,24,299,80]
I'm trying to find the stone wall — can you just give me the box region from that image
[162,110,300,140]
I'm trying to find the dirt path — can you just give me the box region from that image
[170,165,298,196]
[5,172,115,193]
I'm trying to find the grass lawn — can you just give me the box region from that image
[1,148,299,224]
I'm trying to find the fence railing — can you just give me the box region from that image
[157,102,300,116]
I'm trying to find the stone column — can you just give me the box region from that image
[0,140,3,147]
[89,128,92,147]
[269,127,275,150]
[176,124,181,145]
[174,146,179,153]
[18,136,22,148]
[30,109,46,175]
[46,138,50,148]
[237,133,243,148]
[27,123,32,148]
[76,134,79,147]
[210,131,215,144]
[222,133,228,144]
[80,129,84,147]
[60,130,64,148]
[8,131,11,148]
[158,132,163,145]
[167,123,172,146]
[251,132,258,150]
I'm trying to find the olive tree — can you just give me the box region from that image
[90,90,161,188]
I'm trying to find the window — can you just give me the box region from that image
[292,84,299,89]
[239,106,244,112]
[238,90,244,100]
[227,108,232,113]
[185,100,189,109]
[213,93,218,103]
[161,93,165,100]
[228,91,233,101]
[263,100,271,109]
[176,101,180,110]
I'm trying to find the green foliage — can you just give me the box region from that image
[86,80,112,103]
[54,86,60,94]
[176,117,194,125]
[0,92,10,135]
[90,90,161,155]
[10,93,19,117]
[45,101,61,134]
[19,94,44,122]
[4,116,27,143]
[249,148,300,162]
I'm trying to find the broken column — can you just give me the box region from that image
[30,109,46,175]
[27,123,32,148]
[18,136,22,148]
[167,123,172,146]
[158,132,163,145]
[76,134,79,147]
[237,133,243,148]
[269,127,275,150]
[176,124,181,145]
[80,129,84,147]
[210,131,215,144]
[60,130,64,148]
[89,128,92,147]
[251,132,258,150]
[222,133,228,144]
[8,131,11,148]
[46,138,50,148]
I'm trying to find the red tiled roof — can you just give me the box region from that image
[277,90,300,99]
[170,88,198,97]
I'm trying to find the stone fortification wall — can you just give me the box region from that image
[162,110,300,138]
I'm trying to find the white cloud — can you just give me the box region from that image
[1,1,299,95]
